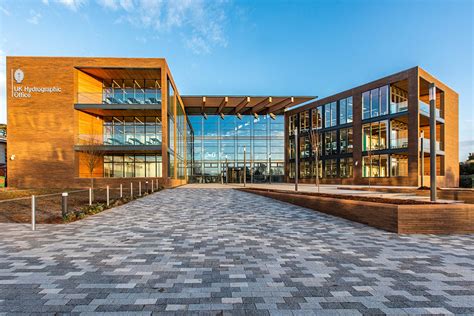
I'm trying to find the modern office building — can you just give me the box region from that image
[6,58,458,188]
[6,57,313,188]
[285,67,459,187]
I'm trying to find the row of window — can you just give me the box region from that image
[102,116,162,146]
[289,154,408,179]
[362,85,408,119]
[289,85,410,134]
[104,154,163,178]
[289,118,409,159]
[289,128,354,159]
[289,96,353,133]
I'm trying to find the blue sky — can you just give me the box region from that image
[0,0,472,160]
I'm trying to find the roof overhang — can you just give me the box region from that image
[76,67,162,81]
[181,95,317,115]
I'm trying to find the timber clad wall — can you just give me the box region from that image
[7,57,187,188]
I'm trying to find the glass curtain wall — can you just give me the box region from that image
[104,154,162,177]
[103,116,162,145]
[102,79,161,104]
[189,114,284,183]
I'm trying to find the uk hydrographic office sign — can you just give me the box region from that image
[11,68,62,99]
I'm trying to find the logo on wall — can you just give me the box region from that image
[11,67,62,99]
[14,69,24,84]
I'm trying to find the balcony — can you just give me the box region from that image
[74,134,162,154]
[419,138,444,155]
[77,92,162,105]
[390,101,408,114]
[390,137,408,149]
[419,100,443,121]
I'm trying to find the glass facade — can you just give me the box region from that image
[104,154,162,178]
[189,114,284,183]
[99,79,161,105]
[362,85,389,119]
[102,116,162,146]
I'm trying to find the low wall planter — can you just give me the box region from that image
[239,188,474,234]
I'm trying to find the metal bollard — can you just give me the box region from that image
[145,181,148,194]
[106,185,110,206]
[130,182,133,198]
[139,181,142,196]
[89,188,92,206]
[120,183,123,198]
[31,195,36,231]
[61,192,68,218]
[151,180,154,192]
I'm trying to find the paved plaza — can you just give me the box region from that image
[0,187,473,315]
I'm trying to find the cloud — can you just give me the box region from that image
[99,0,229,54]
[56,0,88,11]
[27,10,42,25]
[0,6,10,16]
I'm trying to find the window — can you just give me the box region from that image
[339,157,353,178]
[339,128,353,154]
[324,130,337,156]
[330,102,337,127]
[104,154,162,178]
[390,85,408,114]
[339,97,353,124]
[362,86,389,119]
[347,96,353,123]
[391,155,408,177]
[324,104,331,128]
[289,137,296,159]
[289,114,297,134]
[300,161,311,178]
[324,102,337,128]
[299,111,310,132]
[362,121,388,151]
[299,135,311,158]
[362,91,370,119]
[339,98,346,124]
[390,120,408,149]
[312,107,322,129]
[312,159,323,178]
[324,159,338,178]
[362,154,389,177]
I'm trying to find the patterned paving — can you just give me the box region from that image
[0,187,473,315]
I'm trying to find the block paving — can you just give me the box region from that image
[0,187,473,315]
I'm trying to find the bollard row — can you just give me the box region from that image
[30,180,160,230]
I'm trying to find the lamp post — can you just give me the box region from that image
[311,129,320,193]
[243,145,246,187]
[429,83,437,202]
[420,130,424,188]
[269,153,272,184]
[294,129,298,192]
[225,155,228,184]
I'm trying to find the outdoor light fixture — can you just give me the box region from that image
[429,83,436,102]
[253,113,259,119]
[269,113,276,120]
[10,155,15,161]
[202,113,208,120]
[236,113,242,120]
[219,112,225,120]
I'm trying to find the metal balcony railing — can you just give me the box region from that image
[419,100,441,119]
[390,138,408,149]
[76,134,162,147]
[419,138,443,153]
[77,92,162,105]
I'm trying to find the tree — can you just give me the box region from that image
[78,134,105,199]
